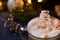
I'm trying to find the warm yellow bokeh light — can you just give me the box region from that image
[28,0,31,4]
[38,0,43,2]
[0,1,2,6]
[16,0,24,8]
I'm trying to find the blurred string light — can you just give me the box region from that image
[38,0,43,2]
[28,0,31,4]
[0,1,2,6]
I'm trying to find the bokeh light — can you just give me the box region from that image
[38,0,43,2]
[28,0,31,4]
[0,1,2,6]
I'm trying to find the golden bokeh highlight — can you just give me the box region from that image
[38,0,43,2]
[0,1,2,6]
[16,0,24,8]
[28,0,31,4]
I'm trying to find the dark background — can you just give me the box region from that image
[0,0,60,12]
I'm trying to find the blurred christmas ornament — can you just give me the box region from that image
[7,0,17,12]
